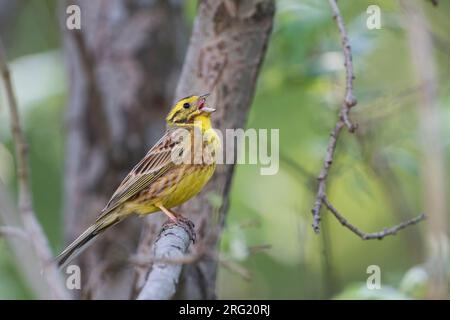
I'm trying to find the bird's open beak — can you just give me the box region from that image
[198,93,215,113]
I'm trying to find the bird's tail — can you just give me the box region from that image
[56,213,121,269]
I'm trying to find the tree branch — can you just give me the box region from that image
[310,0,425,239]
[311,0,357,233]
[322,196,426,240]
[329,0,358,130]
[0,39,68,299]
[311,121,344,233]
[0,225,29,240]
[133,238,268,293]
[0,182,56,298]
[137,219,195,300]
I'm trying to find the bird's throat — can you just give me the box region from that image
[192,114,213,132]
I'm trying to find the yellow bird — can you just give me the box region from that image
[57,94,220,268]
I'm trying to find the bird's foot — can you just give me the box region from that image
[162,215,196,243]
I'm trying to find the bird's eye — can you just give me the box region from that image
[183,102,190,109]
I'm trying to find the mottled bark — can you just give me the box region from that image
[137,220,195,300]
[136,0,275,299]
[62,0,187,299]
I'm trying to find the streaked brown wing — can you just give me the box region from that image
[96,127,185,221]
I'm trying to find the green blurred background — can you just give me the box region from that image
[0,0,449,299]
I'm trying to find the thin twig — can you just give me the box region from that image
[247,244,272,255]
[0,226,29,240]
[0,39,68,299]
[322,196,426,240]
[310,0,425,239]
[218,253,252,281]
[311,121,344,232]
[311,0,357,233]
[216,244,272,281]
[329,0,357,130]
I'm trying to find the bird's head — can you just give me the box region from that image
[166,94,215,126]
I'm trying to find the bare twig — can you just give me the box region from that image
[218,254,252,281]
[311,0,357,233]
[329,0,358,130]
[322,196,426,240]
[137,219,195,300]
[0,39,68,299]
[247,244,272,255]
[310,0,425,239]
[0,225,29,240]
[311,121,345,233]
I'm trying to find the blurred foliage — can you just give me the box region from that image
[0,0,450,299]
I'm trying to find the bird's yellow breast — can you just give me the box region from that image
[163,164,216,208]
[125,126,220,216]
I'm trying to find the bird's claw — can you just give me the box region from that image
[162,216,196,243]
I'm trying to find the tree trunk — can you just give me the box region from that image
[136,0,275,299]
[62,0,187,299]
[401,0,448,299]
[0,0,19,38]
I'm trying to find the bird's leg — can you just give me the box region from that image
[157,204,196,243]
[157,204,178,223]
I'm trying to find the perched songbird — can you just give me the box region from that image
[56,94,219,268]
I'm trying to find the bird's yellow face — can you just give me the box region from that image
[166,94,215,126]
